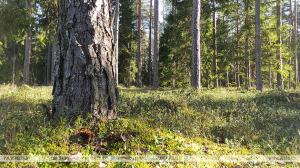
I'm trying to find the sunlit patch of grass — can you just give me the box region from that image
[0,84,300,167]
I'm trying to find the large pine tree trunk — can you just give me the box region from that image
[255,0,262,91]
[191,0,201,89]
[153,0,159,87]
[52,0,118,120]
[137,0,142,87]
[277,0,283,91]
[23,0,31,85]
[148,0,152,86]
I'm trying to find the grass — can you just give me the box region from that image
[0,84,300,167]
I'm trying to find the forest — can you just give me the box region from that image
[1,0,300,167]
[0,0,299,90]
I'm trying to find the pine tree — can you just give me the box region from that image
[52,0,118,120]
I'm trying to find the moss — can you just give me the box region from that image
[0,86,299,167]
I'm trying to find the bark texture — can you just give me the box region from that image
[52,0,118,120]
[255,0,262,91]
[153,0,159,87]
[191,0,201,89]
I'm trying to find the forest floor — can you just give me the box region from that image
[0,84,300,167]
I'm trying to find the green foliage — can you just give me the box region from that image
[118,0,138,86]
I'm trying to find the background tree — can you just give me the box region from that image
[255,0,262,91]
[277,0,283,90]
[191,0,201,89]
[114,0,120,85]
[294,0,298,89]
[153,0,159,87]
[148,0,153,86]
[137,0,142,87]
[23,0,31,85]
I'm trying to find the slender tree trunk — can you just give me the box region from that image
[191,0,201,89]
[289,0,294,89]
[237,63,240,87]
[52,0,118,120]
[137,0,142,87]
[23,0,31,85]
[255,0,262,91]
[114,0,119,85]
[153,0,159,87]
[148,0,152,86]
[43,46,47,85]
[206,68,210,88]
[234,62,237,86]
[213,0,218,88]
[269,60,272,88]
[294,0,298,89]
[236,0,240,88]
[172,0,177,87]
[245,0,250,90]
[277,0,283,91]
[35,45,37,85]
[12,42,16,85]
[226,70,229,88]
[47,41,52,85]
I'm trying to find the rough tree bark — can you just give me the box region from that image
[277,0,283,91]
[148,0,152,86]
[255,0,262,91]
[137,0,142,87]
[153,0,159,87]
[114,0,119,85]
[191,0,201,89]
[52,0,118,120]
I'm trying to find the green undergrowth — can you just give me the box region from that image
[0,84,300,167]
